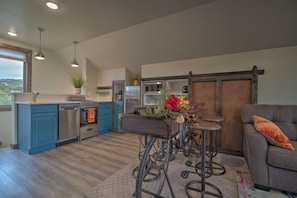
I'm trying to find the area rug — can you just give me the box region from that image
[236,169,296,198]
[85,152,294,198]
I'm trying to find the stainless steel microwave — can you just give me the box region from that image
[144,81,163,93]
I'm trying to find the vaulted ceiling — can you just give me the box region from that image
[1,0,297,73]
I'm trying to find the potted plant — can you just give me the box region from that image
[71,73,84,94]
[132,73,140,86]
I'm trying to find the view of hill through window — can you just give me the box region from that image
[0,58,23,105]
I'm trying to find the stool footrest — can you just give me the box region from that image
[196,161,226,177]
[185,180,223,198]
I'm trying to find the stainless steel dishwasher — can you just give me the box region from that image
[58,103,80,146]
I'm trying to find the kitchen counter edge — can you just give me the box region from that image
[15,101,81,105]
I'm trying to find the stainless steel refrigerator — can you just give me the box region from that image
[125,86,141,113]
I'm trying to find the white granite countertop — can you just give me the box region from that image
[15,101,81,105]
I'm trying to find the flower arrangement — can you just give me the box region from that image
[139,90,203,124]
[164,94,203,123]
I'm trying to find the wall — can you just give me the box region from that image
[96,68,127,101]
[84,58,98,100]
[141,45,297,105]
[32,52,74,94]
[97,67,126,86]
[0,111,12,148]
[0,38,75,94]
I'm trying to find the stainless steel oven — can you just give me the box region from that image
[80,100,98,140]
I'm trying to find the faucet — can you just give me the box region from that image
[32,92,39,102]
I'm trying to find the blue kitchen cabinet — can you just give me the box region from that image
[17,104,58,154]
[98,102,112,135]
[112,101,123,131]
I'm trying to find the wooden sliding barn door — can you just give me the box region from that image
[192,81,216,118]
[221,80,250,153]
[189,66,263,155]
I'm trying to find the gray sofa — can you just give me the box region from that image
[241,104,297,193]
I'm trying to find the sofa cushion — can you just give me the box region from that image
[253,115,294,150]
[241,104,297,141]
[267,141,297,171]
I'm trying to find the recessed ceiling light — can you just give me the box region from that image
[8,31,17,37]
[46,2,59,10]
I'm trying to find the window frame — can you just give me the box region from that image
[0,42,32,111]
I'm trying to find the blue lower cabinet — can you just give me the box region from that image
[113,107,123,131]
[112,101,123,131]
[98,118,111,135]
[98,102,112,135]
[17,104,58,154]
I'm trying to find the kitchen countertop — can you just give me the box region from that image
[15,101,81,105]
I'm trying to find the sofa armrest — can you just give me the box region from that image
[243,123,269,187]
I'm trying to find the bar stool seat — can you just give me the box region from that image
[184,121,223,198]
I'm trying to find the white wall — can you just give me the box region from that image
[0,38,75,94]
[142,45,297,105]
[32,51,76,94]
[97,68,126,86]
[0,111,12,148]
[96,68,127,101]
[84,58,98,100]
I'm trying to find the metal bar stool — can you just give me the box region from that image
[184,121,223,198]
[199,116,226,176]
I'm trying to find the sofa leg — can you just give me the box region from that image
[255,184,270,191]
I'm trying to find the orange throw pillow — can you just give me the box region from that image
[253,115,294,150]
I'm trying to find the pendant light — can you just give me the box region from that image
[71,41,79,67]
[35,27,45,60]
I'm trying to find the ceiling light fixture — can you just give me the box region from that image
[46,2,59,10]
[8,31,17,37]
[71,41,79,67]
[35,27,46,61]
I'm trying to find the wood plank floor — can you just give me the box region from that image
[0,132,139,198]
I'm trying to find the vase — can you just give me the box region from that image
[133,80,139,86]
[75,88,81,94]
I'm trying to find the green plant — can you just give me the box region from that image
[71,73,84,88]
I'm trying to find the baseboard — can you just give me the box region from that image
[255,184,270,191]
[217,148,243,156]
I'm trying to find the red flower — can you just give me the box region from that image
[165,94,179,111]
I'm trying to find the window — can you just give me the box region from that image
[0,43,32,111]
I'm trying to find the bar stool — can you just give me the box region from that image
[184,121,223,198]
[199,116,225,177]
